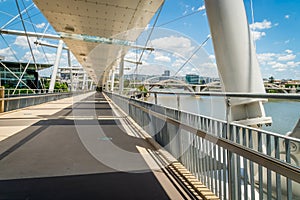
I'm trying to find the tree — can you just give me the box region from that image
[269,76,275,83]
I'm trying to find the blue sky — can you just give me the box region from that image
[0,0,299,79]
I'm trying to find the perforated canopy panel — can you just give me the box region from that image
[33,0,164,84]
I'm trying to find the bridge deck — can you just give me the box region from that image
[0,92,185,200]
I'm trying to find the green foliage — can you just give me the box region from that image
[137,85,148,92]
[54,82,68,91]
[124,80,130,88]
[267,89,277,93]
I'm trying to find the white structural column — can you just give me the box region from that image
[49,40,64,93]
[205,0,270,125]
[110,69,115,92]
[89,80,93,90]
[82,73,87,90]
[119,57,125,94]
[67,50,73,91]
[106,70,112,92]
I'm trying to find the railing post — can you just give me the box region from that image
[0,86,4,113]
[177,95,180,110]
[225,97,235,200]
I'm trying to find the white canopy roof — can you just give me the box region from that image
[33,0,164,85]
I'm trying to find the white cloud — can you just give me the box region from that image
[0,47,16,61]
[209,55,215,60]
[272,62,286,69]
[144,24,150,31]
[14,36,37,48]
[285,49,293,54]
[285,15,290,19]
[277,54,296,61]
[150,35,195,58]
[251,30,266,41]
[171,58,185,68]
[250,20,272,41]
[21,49,48,63]
[197,5,205,11]
[275,68,286,72]
[286,61,300,68]
[257,53,276,64]
[267,61,277,66]
[258,50,300,76]
[154,55,171,63]
[36,22,46,29]
[199,62,217,68]
[250,20,272,30]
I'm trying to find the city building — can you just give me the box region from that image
[0,61,52,89]
[185,74,200,84]
[162,70,170,77]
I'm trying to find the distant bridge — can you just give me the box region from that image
[139,78,222,92]
[264,83,300,93]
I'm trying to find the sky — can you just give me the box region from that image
[0,0,299,80]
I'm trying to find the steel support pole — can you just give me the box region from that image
[89,80,93,90]
[0,86,4,113]
[106,70,112,91]
[119,57,124,95]
[81,73,86,90]
[67,50,73,92]
[111,69,115,92]
[49,40,63,93]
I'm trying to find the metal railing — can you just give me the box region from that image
[1,91,88,112]
[4,88,68,97]
[106,92,300,200]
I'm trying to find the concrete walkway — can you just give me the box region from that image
[0,92,184,200]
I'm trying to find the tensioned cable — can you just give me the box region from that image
[249,0,256,49]
[1,3,34,29]
[39,23,51,64]
[5,12,42,29]
[21,3,45,90]
[174,35,211,76]
[157,9,202,27]
[0,11,15,18]
[134,6,205,76]
[15,0,38,89]
[0,3,35,62]
[0,33,20,61]
[133,2,164,75]
[21,0,46,89]
[21,0,49,90]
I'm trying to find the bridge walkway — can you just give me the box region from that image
[0,92,187,200]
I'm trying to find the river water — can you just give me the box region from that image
[146,92,300,135]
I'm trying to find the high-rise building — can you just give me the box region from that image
[162,70,170,77]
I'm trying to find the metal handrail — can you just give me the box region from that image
[141,91,300,100]
[4,88,69,97]
[114,92,300,142]
[3,92,71,101]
